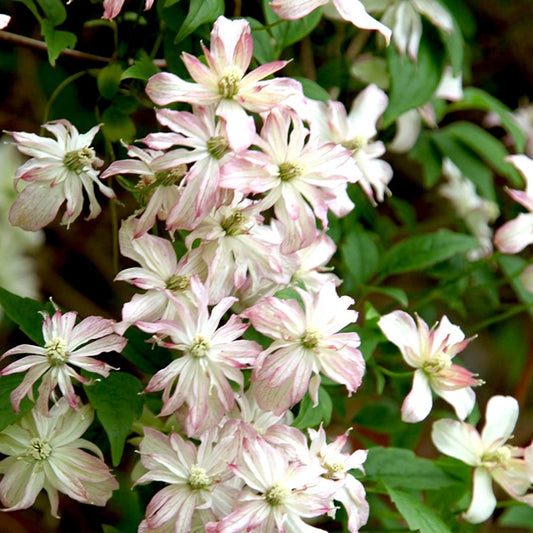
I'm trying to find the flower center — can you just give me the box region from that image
[28,438,52,461]
[189,336,210,358]
[422,353,450,374]
[188,464,211,490]
[64,147,96,172]
[221,210,248,236]
[301,328,320,350]
[154,164,188,186]
[45,337,69,365]
[218,67,242,98]
[166,273,190,292]
[207,136,230,160]
[323,459,346,479]
[278,160,306,182]
[482,445,512,467]
[343,135,367,153]
[265,483,289,506]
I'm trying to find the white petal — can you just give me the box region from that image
[481,395,518,448]
[463,467,496,524]
[401,370,432,422]
[378,310,421,367]
[435,387,475,420]
[431,419,482,466]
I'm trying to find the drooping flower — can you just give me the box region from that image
[102,0,154,20]
[146,16,303,151]
[270,0,391,44]
[135,277,261,436]
[242,281,364,415]
[432,395,533,523]
[136,428,240,532]
[378,310,482,423]
[494,154,533,254]
[0,399,118,517]
[8,120,115,230]
[1,308,126,413]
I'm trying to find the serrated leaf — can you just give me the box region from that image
[36,0,66,25]
[98,63,123,99]
[0,375,34,432]
[381,230,478,277]
[292,387,332,429]
[84,372,144,466]
[175,0,224,43]
[366,447,457,490]
[40,20,77,67]
[121,54,160,81]
[0,287,52,344]
[342,229,379,286]
[293,77,330,103]
[383,35,445,127]
[385,483,453,533]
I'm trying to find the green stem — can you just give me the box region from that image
[375,365,413,378]
[468,302,533,333]
[42,71,87,127]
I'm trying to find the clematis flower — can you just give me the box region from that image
[8,120,115,231]
[102,0,154,20]
[146,16,303,151]
[1,308,126,413]
[136,428,240,532]
[0,399,118,517]
[242,281,364,415]
[270,0,391,44]
[432,395,533,523]
[495,154,533,254]
[135,277,261,436]
[378,311,482,423]
[308,84,393,203]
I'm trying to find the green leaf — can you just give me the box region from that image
[350,55,389,90]
[248,17,278,63]
[97,63,123,100]
[381,230,478,277]
[292,387,332,429]
[0,375,34,432]
[174,0,224,43]
[410,132,443,188]
[40,20,77,67]
[367,286,408,307]
[263,0,322,51]
[36,0,66,25]
[84,372,144,466]
[121,327,172,374]
[385,483,453,533]
[14,0,41,20]
[438,11,463,75]
[498,505,533,528]
[0,287,52,344]
[293,77,330,103]
[448,87,527,153]
[366,447,457,490]
[101,106,136,143]
[342,229,379,286]
[383,35,445,127]
[121,53,161,81]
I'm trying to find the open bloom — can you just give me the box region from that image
[378,311,482,422]
[9,120,115,230]
[0,399,118,517]
[432,395,533,523]
[1,309,126,413]
[146,16,302,151]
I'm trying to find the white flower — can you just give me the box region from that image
[432,395,533,523]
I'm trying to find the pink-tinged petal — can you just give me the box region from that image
[481,395,518,448]
[121,292,169,325]
[270,0,327,19]
[431,419,483,465]
[211,16,253,73]
[463,467,496,524]
[241,78,304,113]
[102,0,124,19]
[71,334,126,359]
[9,183,65,231]
[145,72,217,106]
[9,363,49,412]
[241,61,290,86]
[0,460,44,512]
[334,475,369,533]
[68,316,116,349]
[1,355,47,374]
[319,346,364,394]
[216,99,256,152]
[401,370,433,423]
[181,52,219,87]
[378,310,421,367]
[434,386,476,420]
[333,0,392,43]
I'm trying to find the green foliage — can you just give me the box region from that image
[40,20,77,67]
[175,0,224,42]
[98,63,124,100]
[121,52,161,81]
[0,375,35,432]
[292,387,332,429]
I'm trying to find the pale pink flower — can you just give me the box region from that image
[432,395,533,523]
[8,120,115,230]
[101,144,188,237]
[1,309,126,414]
[0,399,118,517]
[136,277,261,436]
[146,16,303,151]
[307,425,369,533]
[102,0,154,20]
[495,155,533,254]
[270,0,391,43]
[220,109,359,252]
[136,427,240,532]
[212,438,335,532]
[242,281,364,415]
[378,311,482,423]
[308,85,392,203]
